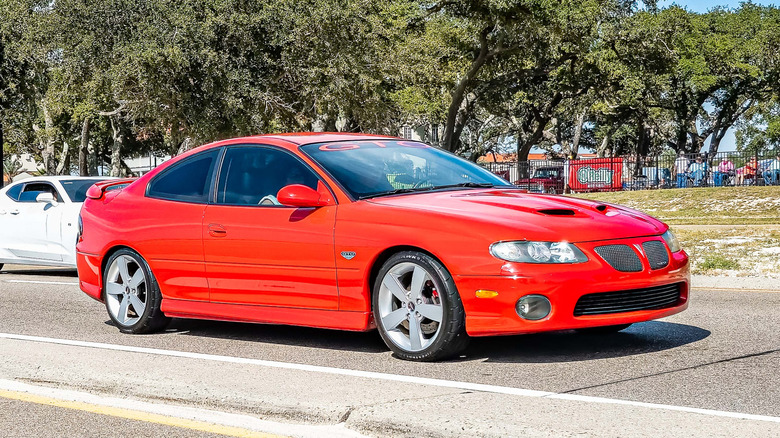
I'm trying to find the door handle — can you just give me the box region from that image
[208,223,227,237]
[10,210,19,215]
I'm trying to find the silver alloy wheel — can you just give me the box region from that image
[105,255,148,327]
[377,262,444,352]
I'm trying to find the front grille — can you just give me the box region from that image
[574,283,682,316]
[595,244,643,272]
[642,241,669,270]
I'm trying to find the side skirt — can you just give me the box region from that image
[161,298,373,332]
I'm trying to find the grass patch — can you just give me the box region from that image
[672,226,780,277]
[569,186,780,225]
[698,255,740,272]
[567,187,780,276]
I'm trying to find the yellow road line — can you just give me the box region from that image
[0,389,286,438]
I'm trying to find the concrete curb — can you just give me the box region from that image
[692,275,780,292]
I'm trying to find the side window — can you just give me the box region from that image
[18,183,61,203]
[4,183,24,202]
[216,147,319,206]
[147,149,220,203]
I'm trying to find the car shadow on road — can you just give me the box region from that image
[0,268,77,277]
[464,321,711,363]
[160,319,708,360]
[164,318,389,353]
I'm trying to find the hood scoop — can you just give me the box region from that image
[538,208,576,216]
[595,204,607,212]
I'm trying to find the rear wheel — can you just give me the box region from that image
[103,249,169,334]
[577,323,632,334]
[373,251,468,361]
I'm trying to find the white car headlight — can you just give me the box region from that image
[661,229,681,253]
[490,241,588,264]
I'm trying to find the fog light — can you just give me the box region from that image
[516,295,551,320]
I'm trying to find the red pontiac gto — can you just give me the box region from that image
[76,133,689,361]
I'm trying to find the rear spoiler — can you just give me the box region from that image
[86,178,137,200]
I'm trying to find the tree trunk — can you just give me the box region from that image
[109,117,124,177]
[708,126,729,157]
[42,103,58,175]
[0,118,4,186]
[177,137,194,155]
[79,118,90,176]
[441,27,493,152]
[570,109,586,159]
[597,132,611,158]
[55,141,70,175]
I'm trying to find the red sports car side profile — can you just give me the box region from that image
[76,133,689,361]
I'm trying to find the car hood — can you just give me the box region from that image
[366,189,666,242]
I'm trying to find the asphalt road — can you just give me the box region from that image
[1,265,778,437]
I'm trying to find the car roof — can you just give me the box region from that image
[8,176,111,184]
[202,132,402,151]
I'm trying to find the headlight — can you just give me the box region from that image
[661,229,681,253]
[490,241,588,263]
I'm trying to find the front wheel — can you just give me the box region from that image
[103,249,169,334]
[373,251,469,361]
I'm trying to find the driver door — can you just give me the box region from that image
[203,145,339,309]
[1,181,64,262]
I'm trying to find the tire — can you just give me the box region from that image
[102,248,170,334]
[372,251,469,361]
[576,323,632,334]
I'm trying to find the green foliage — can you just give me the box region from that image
[699,255,740,272]
[1,0,780,175]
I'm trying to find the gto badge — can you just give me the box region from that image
[341,251,357,260]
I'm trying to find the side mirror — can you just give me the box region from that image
[36,192,57,206]
[277,184,329,208]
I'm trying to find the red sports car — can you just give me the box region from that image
[77,133,689,361]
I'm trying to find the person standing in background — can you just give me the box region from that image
[675,152,689,188]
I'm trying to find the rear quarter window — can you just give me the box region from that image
[147,149,220,203]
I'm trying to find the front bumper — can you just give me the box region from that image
[456,236,690,337]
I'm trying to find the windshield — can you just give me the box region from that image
[534,168,561,178]
[60,179,106,202]
[301,140,510,199]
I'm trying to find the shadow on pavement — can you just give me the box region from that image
[0,267,77,277]
[164,318,388,354]
[158,318,708,360]
[466,321,710,363]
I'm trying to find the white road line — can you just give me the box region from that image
[1,332,779,424]
[2,280,79,286]
[0,379,366,438]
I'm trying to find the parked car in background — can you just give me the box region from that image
[77,133,689,361]
[0,176,117,271]
[515,165,565,194]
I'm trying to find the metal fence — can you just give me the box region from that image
[481,150,780,193]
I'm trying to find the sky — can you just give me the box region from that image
[656,1,778,13]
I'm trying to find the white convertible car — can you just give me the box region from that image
[0,176,116,270]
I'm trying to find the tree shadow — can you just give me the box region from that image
[463,321,710,363]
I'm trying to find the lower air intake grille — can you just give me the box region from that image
[574,283,683,316]
[642,240,669,270]
[595,244,643,272]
